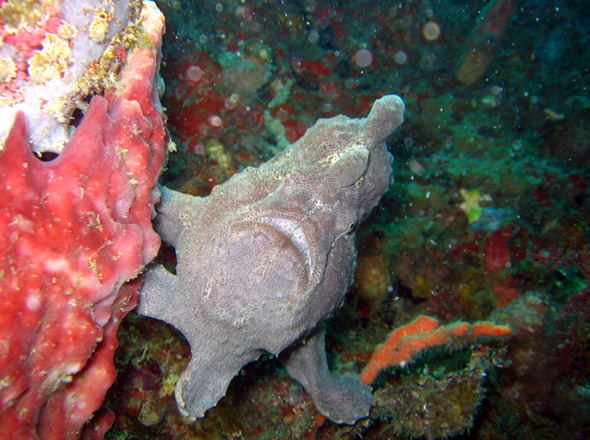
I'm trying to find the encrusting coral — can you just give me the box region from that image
[361,315,511,384]
[309,315,511,437]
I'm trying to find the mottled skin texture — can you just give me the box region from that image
[138,95,405,424]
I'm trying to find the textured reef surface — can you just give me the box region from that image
[105,0,590,439]
[1,0,588,439]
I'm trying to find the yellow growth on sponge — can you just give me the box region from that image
[0,0,54,30]
[0,57,17,83]
[90,7,114,43]
[28,33,71,84]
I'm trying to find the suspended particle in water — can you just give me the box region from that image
[422,21,441,41]
[354,49,373,68]
[186,65,204,83]
[224,93,240,110]
[394,50,408,65]
[208,115,223,127]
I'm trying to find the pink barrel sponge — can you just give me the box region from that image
[0,3,165,439]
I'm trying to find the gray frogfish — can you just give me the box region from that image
[138,95,405,424]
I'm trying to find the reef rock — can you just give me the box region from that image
[138,95,405,424]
